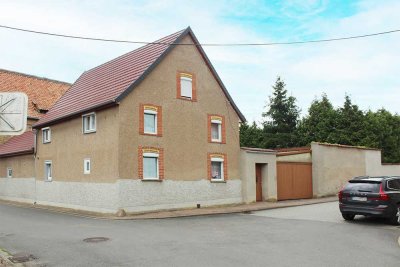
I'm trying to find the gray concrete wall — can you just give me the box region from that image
[240,149,277,203]
[0,178,241,213]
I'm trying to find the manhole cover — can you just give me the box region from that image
[83,237,110,243]
[9,253,37,263]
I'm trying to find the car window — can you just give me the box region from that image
[345,182,381,192]
[387,179,400,190]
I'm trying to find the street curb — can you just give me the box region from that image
[0,197,338,221]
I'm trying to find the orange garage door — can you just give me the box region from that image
[277,162,313,201]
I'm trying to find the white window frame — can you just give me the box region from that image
[144,109,157,135]
[82,112,96,134]
[180,76,193,99]
[6,167,12,178]
[42,127,51,143]
[84,158,91,174]
[211,157,224,181]
[143,152,159,180]
[211,119,222,142]
[44,160,52,182]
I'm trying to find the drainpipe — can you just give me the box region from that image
[33,129,37,205]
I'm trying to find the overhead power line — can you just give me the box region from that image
[0,24,399,46]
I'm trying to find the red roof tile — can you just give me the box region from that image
[34,27,245,127]
[0,131,34,157]
[0,69,70,119]
[34,29,186,127]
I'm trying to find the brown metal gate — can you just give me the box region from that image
[277,162,313,200]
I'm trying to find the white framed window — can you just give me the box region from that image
[44,160,52,181]
[143,152,159,180]
[211,157,224,181]
[180,76,193,99]
[82,113,96,133]
[211,119,222,142]
[84,158,91,174]
[42,127,51,143]
[6,167,12,178]
[144,109,157,134]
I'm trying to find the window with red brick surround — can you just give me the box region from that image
[139,104,163,137]
[207,114,226,144]
[176,71,197,101]
[207,153,227,181]
[138,146,164,180]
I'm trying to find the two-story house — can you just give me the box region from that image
[0,27,247,213]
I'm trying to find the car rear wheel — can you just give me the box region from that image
[388,206,400,226]
[342,213,355,221]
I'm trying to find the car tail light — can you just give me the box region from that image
[338,184,346,202]
[338,190,343,202]
[379,183,390,201]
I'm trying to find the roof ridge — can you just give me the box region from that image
[85,28,187,75]
[33,26,246,127]
[0,68,71,85]
[114,27,190,102]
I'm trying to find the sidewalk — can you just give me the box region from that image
[0,196,338,220]
[121,196,338,220]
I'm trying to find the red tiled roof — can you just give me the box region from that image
[34,27,245,127]
[0,131,34,157]
[0,69,70,119]
[34,29,185,127]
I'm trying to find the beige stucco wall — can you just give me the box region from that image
[277,152,312,163]
[0,154,35,178]
[312,142,367,197]
[311,142,400,197]
[364,150,400,176]
[35,107,119,183]
[118,35,241,181]
[240,149,277,203]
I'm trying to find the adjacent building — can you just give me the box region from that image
[0,69,70,143]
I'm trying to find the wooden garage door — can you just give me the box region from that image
[277,162,312,201]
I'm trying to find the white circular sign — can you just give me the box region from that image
[0,92,28,135]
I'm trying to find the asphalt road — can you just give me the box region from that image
[0,202,399,267]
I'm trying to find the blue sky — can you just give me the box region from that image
[0,0,399,122]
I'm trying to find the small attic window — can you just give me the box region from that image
[177,72,196,101]
[42,127,51,143]
[181,76,192,98]
[82,112,96,133]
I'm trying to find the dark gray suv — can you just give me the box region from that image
[339,176,400,225]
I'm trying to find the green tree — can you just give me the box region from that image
[296,93,338,146]
[239,122,264,148]
[360,109,400,163]
[334,95,365,145]
[262,77,300,148]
